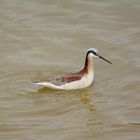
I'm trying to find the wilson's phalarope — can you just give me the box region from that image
[35,48,112,90]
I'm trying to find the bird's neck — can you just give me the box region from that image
[80,55,94,75]
[85,55,94,74]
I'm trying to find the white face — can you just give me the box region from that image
[87,48,112,64]
[87,48,99,58]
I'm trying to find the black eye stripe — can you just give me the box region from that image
[87,50,97,56]
[92,51,96,55]
[89,50,96,55]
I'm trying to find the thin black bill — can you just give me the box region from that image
[99,55,112,64]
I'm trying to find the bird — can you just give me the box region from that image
[34,48,112,90]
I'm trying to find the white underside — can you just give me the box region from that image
[35,73,94,90]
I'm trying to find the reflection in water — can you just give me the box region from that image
[38,87,57,93]
[78,90,96,111]
[30,87,96,111]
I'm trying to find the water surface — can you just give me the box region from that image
[0,0,140,140]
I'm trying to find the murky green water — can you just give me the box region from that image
[0,0,140,139]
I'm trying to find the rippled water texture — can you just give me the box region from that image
[0,0,140,140]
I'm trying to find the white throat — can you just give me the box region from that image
[85,55,94,84]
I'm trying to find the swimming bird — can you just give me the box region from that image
[35,48,112,90]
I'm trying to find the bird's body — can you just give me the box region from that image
[35,48,111,90]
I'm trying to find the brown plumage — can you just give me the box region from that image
[47,66,88,86]
[34,48,111,90]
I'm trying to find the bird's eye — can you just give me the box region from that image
[92,51,97,55]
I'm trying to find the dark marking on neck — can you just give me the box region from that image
[85,51,92,66]
[83,51,94,74]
